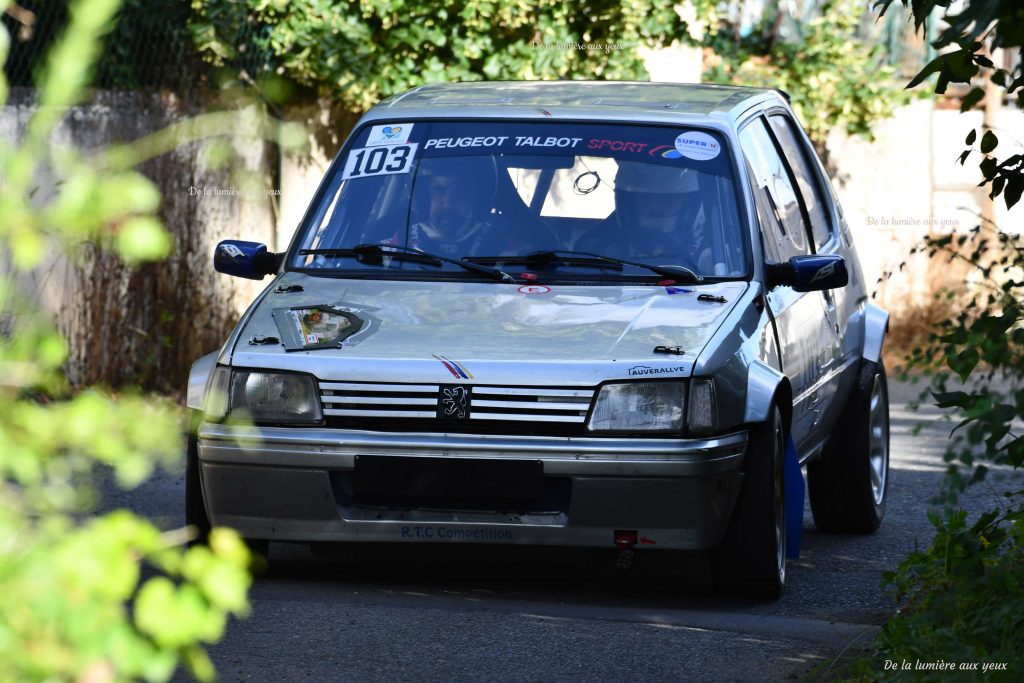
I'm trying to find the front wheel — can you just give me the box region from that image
[185,410,211,547]
[808,360,890,533]
[711,403,786,599]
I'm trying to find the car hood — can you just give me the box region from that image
[228,272,749,384]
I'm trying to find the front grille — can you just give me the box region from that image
[319,381,595,434]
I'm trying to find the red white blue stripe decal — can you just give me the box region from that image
[433,355,473,379]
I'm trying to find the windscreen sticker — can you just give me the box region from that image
[587,139,649,154]
[341,143,418,180]
[515,135,582,148]
[421,136,583,150]
[648,145,683,159]
[366,124,414,146]
[271,306,364,350]
[425,136,510,149]
[674,132,721,161]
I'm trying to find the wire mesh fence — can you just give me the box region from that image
[2,0,274,95]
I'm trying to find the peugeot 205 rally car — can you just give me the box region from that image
[186,81,890,598]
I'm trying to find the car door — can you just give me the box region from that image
[739,115,837,451]
[765,111,849,435]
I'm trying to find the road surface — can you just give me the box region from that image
[99,380,1020,682]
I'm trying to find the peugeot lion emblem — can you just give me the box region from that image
[439,386,471,419]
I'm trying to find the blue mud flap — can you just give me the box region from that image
[784,435,804,559]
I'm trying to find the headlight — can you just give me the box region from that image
[204,369,322,424]
[229,370,322,424]
[687,378,717,434]
[587,381,686,432]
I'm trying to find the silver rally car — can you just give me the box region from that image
[186,81,890,598]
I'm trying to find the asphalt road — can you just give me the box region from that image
[103,380,1022,682]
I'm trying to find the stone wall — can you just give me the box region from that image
[1,89,276,390]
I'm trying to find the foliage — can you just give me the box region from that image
[704,0,911,160]
[187,0,696,113]
[876,0,1024,209]
[851,1,1024,673]
[0,0,255,679]
[851,224,1024,680]
[897,225,1024,495]
[850,505,1024,681]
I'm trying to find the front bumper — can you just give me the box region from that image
[197,425,748,550]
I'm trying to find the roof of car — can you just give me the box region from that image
[369,81,786,124]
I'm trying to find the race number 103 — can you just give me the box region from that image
[342,143,418,180]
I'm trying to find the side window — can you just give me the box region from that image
[768,114,832,250]
[748,164,783,264]
[740,117,809,260]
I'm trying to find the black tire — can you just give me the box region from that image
[808,360,890,533]
[185,409,211,547]
[711,403,786,599]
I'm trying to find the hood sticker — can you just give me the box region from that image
[664,286,693,295]
[518,284,551,294]
[271,306,364,351]
[433,355,474,380]
[628,365,687,377]
[366,123,414,146]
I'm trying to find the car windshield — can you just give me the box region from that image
[290,121,750,280]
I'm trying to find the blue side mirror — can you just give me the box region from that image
[766,254,848,292]
[213,240,281,280]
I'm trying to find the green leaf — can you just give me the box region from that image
[906,52,948,89]
[116,216,173,263]
[933,391,969,408]
[991,175,1006,199]
[980,157,998,180]
[980,130,999,154]
[1005,175,1024,210]
[948,347,980,382]
[10,229,45,269]
[960,87,985,112]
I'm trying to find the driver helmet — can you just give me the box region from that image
[613,161,697,234]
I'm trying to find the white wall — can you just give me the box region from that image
[825,99,1024,312]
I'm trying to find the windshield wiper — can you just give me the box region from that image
[299,244,514,283]
[470,250,704,284]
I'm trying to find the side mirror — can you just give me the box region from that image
[213,240,281,280]
[765,254,848,292]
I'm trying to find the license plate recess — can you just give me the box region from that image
[354,456,543,501]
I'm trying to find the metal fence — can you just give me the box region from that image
[2,0,273,94]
